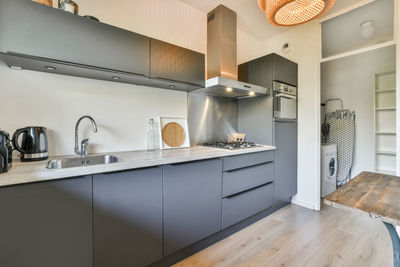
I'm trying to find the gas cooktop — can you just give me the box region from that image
[202,141,262,150]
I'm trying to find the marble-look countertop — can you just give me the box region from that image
[0,145,276,187]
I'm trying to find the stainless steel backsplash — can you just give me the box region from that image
[188,93,238,146]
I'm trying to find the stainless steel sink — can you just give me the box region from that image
[46,155,121,169]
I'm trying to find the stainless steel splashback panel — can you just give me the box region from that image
[188,93,238,146]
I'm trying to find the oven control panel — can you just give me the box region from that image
[273,81,297,96]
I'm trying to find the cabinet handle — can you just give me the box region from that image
[225,181,273,199]
[100,165,162,175]
[169,158,222,167]
[224,162,272,173]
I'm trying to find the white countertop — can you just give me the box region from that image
[0,146,276,187]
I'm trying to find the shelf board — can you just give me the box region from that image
[321,40,396,63]
[376,150,396,156]
[375,107,396,111]
[375,169,397,176]
[375,88,396,93]
[376,132,396,135]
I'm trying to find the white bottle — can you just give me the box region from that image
[147,119,156,151]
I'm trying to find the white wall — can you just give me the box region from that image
[0,0,206,157]
[238,22,322,210]
[396,0,400,175]
[321,46,396,177]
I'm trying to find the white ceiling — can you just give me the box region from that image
[181,0,369,41]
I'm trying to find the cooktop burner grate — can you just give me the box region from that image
[202,141,262,150]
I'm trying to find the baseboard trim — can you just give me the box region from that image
[291,197,315,210]
[149,200,291,267]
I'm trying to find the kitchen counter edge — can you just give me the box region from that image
[0,146,276,188]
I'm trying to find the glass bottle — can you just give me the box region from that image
[147,119,156,151]
[58,0,78,14]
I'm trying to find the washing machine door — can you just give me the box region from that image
[327,157,337,179]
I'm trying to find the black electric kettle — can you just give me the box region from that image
[12,127,48,162]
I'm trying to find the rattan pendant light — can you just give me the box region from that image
[258,0,336,26]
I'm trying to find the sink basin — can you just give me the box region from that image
[46,155,121,169]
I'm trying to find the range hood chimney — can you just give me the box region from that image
[193,5,268,98]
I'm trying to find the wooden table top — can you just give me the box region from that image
[324,171,400,226]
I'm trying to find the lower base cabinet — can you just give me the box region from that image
[222,183,274,228]
[274,121,297,203]
[0,176,93,267]
[93,167,163,267]
[163,159,223,256]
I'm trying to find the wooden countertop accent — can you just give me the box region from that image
[324,171,400,226]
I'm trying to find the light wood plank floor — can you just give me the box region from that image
[174,204,394,267]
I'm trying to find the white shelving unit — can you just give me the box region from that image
[374,71,397,175]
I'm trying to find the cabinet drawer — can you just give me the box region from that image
[223,162,273,197]
[222,183,274,228]
[223,151,273,171]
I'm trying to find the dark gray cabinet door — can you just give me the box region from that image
[272,54,298,86]
[238,53,297,88]
[0,176,93,267]
[274,121,298,203]
[150,39,205,88]
[238,55,273,90]
[0,0,150,76]
[163,159,222,256]
[93,167,163,267]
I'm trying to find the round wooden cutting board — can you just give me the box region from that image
[162,122,186,148]
[32,0,53,7]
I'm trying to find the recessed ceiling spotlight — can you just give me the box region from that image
[249,91,256,97]
[45,66,56,71]
[226,87,233,92]
[360,21,375,38]
[169,85,176,88]
[112,76,121,80]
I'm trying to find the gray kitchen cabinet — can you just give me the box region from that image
[163,159,222,256]
[238,53,298,87]
[274,121,298,203]
[0,0,150,76]
[222,162,274,198]
[222,182,274,228]
[223,150,274,171]
[0,176,93,267]
[273,54,298,87]
[93,167,163,267]
[150,39,205,90]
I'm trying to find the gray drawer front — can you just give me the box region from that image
[223,162,273,198]
[223,151,273,171]
[222,183,274,228]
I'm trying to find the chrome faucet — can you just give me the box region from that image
[75,115,98,157]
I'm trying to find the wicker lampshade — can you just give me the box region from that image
[258,0,336,26]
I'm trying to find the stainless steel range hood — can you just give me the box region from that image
[193,5,269,98]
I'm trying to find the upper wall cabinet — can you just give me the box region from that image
[0,0,205,92]
[151,39,205,89]
[322,0,394,60]
[239,53,298,88]
[0,0,150,76]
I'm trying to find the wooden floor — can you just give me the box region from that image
[174,204,394,267]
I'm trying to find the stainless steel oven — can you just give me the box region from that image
[273,81,297,120]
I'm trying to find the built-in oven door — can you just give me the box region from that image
[273,92,297,120]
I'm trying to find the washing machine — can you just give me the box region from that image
[321,144,337,198]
